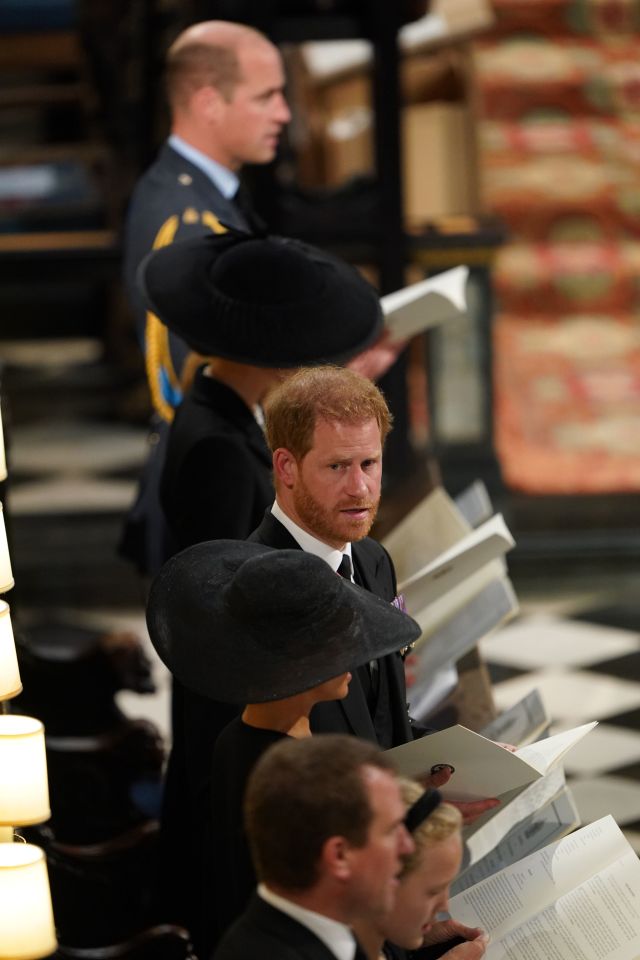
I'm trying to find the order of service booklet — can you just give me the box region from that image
[462,766,576,869]
[383,486,475,586]
[381,265,469,344]
[454,480,494,530]
[406,578,518,717]
[449,815,640,960]
[385,721,597,803]
[480,689,550,749]
[396,513,515,622]
[384,482,518,664]
[452,768,580,895]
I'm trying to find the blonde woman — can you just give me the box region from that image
[354,781,489,960]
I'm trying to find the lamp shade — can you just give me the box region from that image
[0,601,21,701]
[0,843,57,959]
[0,505,12,594]
[0,411,6,483]
[0,716,50,826]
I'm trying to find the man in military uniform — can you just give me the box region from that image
[123,19,290,415]
[120,21,290,573]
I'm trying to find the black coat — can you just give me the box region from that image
[214,895,366,960]
[209,720,288,947]
[153,375,274,952]
[160,369,274,550]
[248,510,414,749]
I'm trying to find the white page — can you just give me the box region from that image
[399,12,448,50]
[411,560,510,640]
[450,817,633,947]
[490,851,640,960]
[481,689,549,748]
[382,266,469,343]
[301,39,371,80]
[386,722,596,802]
[516,722,598,775]
[386,725,541,801]
[453,781,580,894]
[408,576,517,686]
[454,480,493,528]
[401,0,494,51]
[383,486,470,585]
[407,663,459,723]
[398,514,515,616]
[302,5,492,80]
[464,766,567,866]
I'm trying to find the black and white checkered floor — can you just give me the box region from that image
[482,586,640,853]
[4,380,640,853]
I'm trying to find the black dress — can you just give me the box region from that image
[152,373,275,953]
[208,719,289,950]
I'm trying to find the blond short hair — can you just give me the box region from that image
[399,778,462,877]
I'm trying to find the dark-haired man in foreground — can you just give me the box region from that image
[213,735,414,960]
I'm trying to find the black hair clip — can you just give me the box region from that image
[404,788,441,834]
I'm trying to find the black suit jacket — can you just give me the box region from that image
[249,510,413,748]
[214,895,365,960]
[161,369,274,550]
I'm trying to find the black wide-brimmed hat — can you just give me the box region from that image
[146,539,420,704]
[138,229,383,367]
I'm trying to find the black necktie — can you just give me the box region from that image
[337,553,379,696]
[337,554,352,581]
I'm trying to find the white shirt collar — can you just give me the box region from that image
[271,500,352,576]
[168,134,239,199]
[258,884,357,960]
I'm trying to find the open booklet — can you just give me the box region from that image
[406,577,518,717]
[411,559,517,648]
[397,513,515,623]
[385,721,597,803]
[381,266,469,344]
[463,765,575,868]
[383,486,474,585]
[481,689,550,748]
[449,815,640,960]
[384,486,518,703]
[454,480,494,529]
[452,767,580,894]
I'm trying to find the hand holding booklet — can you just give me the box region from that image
[381,265,469,344]
[449,815,640,960]
[385,721,597,803]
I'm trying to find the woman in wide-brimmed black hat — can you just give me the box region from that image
[146,538,421,954]
[138,228,385,555]
[133,228,389,954]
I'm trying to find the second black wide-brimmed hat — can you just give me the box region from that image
[138,229,383,367]
[146,539,420,704]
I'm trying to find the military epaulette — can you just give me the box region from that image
[144,211,228,420]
